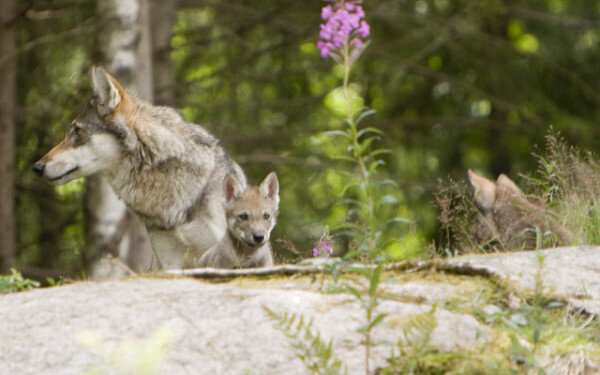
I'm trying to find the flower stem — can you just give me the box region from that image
[341,43,377,259]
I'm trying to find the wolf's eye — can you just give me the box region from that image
[238,213,248,221]
[263,213,270,220]
[73,125,82,134]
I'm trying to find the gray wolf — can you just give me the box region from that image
[197,172,279,268]
[468,170,570,250]
[33,66,247,269]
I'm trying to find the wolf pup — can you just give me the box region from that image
[32,66,247,269]
[198,172,279,269]
[468,170,570,250]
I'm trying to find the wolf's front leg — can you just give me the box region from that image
[147,230,190,269]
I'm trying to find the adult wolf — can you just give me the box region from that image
[33,66,247,269]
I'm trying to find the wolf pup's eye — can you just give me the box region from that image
[263,213,270,220]
[238,212,248,221]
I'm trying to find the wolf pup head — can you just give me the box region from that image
[33,66,134,185]
[467,169,572,250]
[224,172,279,247]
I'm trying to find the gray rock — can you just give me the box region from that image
[0,278,488,375]
[381,281,458,305]
[482,304,502,322]
[448,246,600,314]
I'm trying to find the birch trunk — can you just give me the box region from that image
[88,0,156,279]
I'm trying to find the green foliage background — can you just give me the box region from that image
[13,0,600,274]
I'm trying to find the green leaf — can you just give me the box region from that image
[369,160,385,173]
[342,198,364,206]
[369,265,382,298]
[340,181,362,196]
[355,109,377,125]
[331,154,358,163]
[359,136,380,153]
[386,217,411,225]
[380,195,398,205]
[346,285,363,302]
[320,130,352,139]
[374,179,399,187]
[367,149,393,158]
[370,312,388,328]
[357,126,385,138]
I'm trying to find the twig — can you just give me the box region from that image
[106,254,138,277]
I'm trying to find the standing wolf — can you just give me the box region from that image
[198,172,279,268]
[33,66,247,269]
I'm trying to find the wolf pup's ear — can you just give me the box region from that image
[90,66,131,117]
[225,176,245,203]
[496,174,522,198]
[468,169,495,214]
[259,172,279,205]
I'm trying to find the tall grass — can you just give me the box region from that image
[528,132,600,246]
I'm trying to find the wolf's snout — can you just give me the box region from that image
[32,161,45,177]
[253,233,265,244]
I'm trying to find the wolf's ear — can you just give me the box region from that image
[496,174,522,197]
[468,169,496,213]
[259,172,279,204]
[225,176,244,203]
[90,66,131,117]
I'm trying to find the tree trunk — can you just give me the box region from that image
[150,0,178,105]
[88,0,156,279]
[0,0,16,274]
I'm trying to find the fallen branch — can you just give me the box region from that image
[163,260,423,279]
[162,257,511,281]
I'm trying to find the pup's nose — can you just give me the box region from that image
[253,233,265,244]
[32,161,45,177]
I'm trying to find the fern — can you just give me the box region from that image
[387,303,438,373]
[265,307,347,375]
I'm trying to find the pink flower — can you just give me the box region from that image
[321,5,333,20]
[358,20,370,38]
[317,0,370,64]
[320,24,333,40]
[317,41,333,57]
[355,5,365,18]
[312,230,334,258]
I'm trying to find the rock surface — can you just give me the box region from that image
[1,246,599,374]
[449,246,600,314]
[0,278,486,375]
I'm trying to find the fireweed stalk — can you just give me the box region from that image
[317,0,403,260]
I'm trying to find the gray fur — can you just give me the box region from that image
[34,66,247,269]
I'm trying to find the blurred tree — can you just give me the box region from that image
[0,0,16,273]
[87,0,155,278]
[151,0,178,106]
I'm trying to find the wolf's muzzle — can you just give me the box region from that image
[32,161,45,177]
